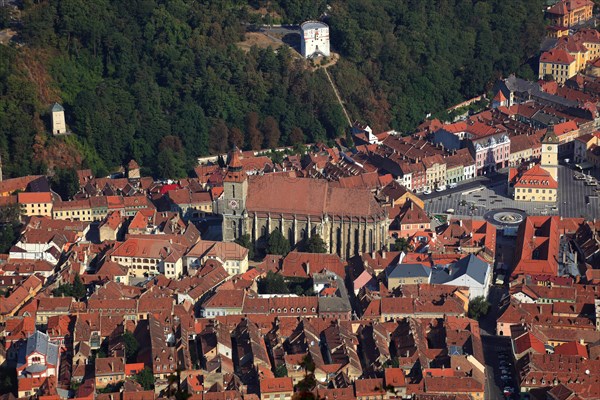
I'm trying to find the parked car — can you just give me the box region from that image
[504,387,515,395]
[423,189,432,195]
[436,185,447,192]
[449,182,457,188]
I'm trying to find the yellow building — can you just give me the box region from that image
[540,29,600,82]
[52,199,94,221]
[509,127,559,203]
[17,192,53,217]
[546,0,594,28]
[539,48,577,83]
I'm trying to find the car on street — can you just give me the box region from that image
[436,185,447,192]
[449,182,457,188]
[423,189,432,195]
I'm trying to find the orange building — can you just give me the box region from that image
[546,0,594,28]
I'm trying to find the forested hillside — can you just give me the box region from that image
[0,0,545,178]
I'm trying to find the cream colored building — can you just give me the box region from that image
[52,199,94,221]
[423,155,447,190]
[184,240,249,276]
[110,237,187,279]
[18,192,53,217]
[539,48,577,83]
[510,128,559,203]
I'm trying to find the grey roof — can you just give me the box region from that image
[51,103,64,112]
[18,330,60,369]
[386,263,431,279]
[430,254,489,285]
[301,21,328,31]
[318,296,351,313]
[502,75,578,108]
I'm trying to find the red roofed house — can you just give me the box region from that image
[546,0,594,28]
[259,377,293,400]
[513,216,560,278]
[539,48,577,83]
[109,237,187,279]
[18,192,53,217]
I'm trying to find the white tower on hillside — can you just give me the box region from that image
[51,103,66,135]
[301,21,330,58]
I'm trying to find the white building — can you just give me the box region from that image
[51,103,66,135]
[301,21,330,58]
[430,254,492,300]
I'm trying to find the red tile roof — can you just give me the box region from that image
[553,341,588,358]
[259,377,293,394]
[540,48,575,65]
[18,192,52,204]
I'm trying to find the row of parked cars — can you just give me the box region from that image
[423,182,458,195]
[498,351,517,398]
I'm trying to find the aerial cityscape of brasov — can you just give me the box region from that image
[0,1,599,400]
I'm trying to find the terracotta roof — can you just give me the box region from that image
[246,175,384,218]
[259,377,293,394]
[514,332,546,356]
[540,48,575,65]
[513,216,560,277]
[385,367,407,387]
[553,341,588,358]
[281,252,345,278]
[354,378,385,397]
[512,165,558,190]
[0,175,42,195]
[203,289,245,309]
[18,192,52,204]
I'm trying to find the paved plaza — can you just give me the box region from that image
[424,165,600,220]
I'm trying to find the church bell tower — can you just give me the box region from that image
[221,147,248,242]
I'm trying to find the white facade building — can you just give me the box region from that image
[301,21,330,58]
[51,103,66,135]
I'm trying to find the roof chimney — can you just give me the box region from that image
[382,251,386,259]
[305,262,310,275]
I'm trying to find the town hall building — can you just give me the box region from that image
[509,125,559,202]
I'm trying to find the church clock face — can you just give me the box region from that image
[547,146,553,151]
[229,199,239,209]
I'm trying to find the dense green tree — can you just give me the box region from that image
[72,274,86,299]
[258,271,289,294]
[0,0,545,178]
[135,368,155,391]
[304,234,327,253]
[267,229,290,256]
[234,233,254,260]
[468,296,491,320]
[391,237,411,253]
[51,167,80,200]
[274,364,288,378]
[123,331,139,363]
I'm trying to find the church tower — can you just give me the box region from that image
[221,147,248,242]
[541,124,559,181]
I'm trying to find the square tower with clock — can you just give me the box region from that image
[221,147,248,242]
[541,124,559,182]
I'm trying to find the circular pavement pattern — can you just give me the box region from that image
[483,208,528,227]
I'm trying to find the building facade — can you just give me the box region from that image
[300,21,330,58]
[219,151,388,260]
